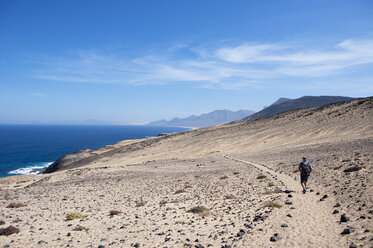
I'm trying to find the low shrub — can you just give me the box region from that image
[6,202,25,208]
[136,201,146,207]
[268,183,274,187]
[65,213,88,221]
[224,194,237,200]
[174,189,187,194]
[73,225,87,231]
[109,210,122,216]
[264,201,282,208]
[187,206,208,214]
[0,225,20,236]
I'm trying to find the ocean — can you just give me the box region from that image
[0,125,190,178]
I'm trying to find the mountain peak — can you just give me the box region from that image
[148,109,255,128]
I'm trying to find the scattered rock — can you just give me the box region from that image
[340,214,350,222]
[285,199,292,205]
[332,210,339,214]
[349,243,357,248]
[341,227,354,235]
[38,240,48,245]
[236,229,245,237]
[0,225,20,236]
[270,233,281,242]
[281,224,288,228]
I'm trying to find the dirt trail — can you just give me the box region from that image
[225,155,347,248]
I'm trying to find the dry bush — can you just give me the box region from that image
[264,201,282,208]
[0,225,20,236]
[174,189,187,194]
[65,213,88,221]
[262,188,283,195]
[224,194,237,200]
[6,202,25,208]
[109,210,122,216]
[73,225,87,231]
[187,206,208,214]
[136,201,146,207]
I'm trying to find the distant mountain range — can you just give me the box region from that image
[147,109,255,128]
[235,96,355,123]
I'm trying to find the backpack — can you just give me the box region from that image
[301,162,311,176]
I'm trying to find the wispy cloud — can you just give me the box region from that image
[30,37,373,89]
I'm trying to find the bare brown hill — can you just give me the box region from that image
[1,97,372,248]
[44,97,372,173]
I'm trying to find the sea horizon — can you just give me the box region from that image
[0,124,190,178]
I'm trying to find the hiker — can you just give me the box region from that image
[299,157,312,193]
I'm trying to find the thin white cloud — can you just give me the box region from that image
[30,37,373,89]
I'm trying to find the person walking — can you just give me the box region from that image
[299,157,312,193]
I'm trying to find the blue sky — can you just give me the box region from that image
[1,0,373,124]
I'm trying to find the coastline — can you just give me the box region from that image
[0,125,191,178]
[0,98,372,247]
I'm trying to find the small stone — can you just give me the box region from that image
[341,227,354,235]
[38,240,47,245]
[332,210,339,214]
[286,214,292,217]
[323,194,328,199]
[236,229,245,237]
[340,214,350,222]
[334,203,341,208]
[285,199,292,205]
[98,246,105,248]
[281,224,288,228]
[288,194,292,198]
[195,245,205,248]
[349,243,357,248]
[270,233,281,242]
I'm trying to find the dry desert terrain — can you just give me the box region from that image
[1,97,372,248]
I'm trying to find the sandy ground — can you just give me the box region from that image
[0,97,372,248]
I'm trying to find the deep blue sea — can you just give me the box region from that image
[0,125,189,178]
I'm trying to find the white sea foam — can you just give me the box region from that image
[8,162,53,175]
